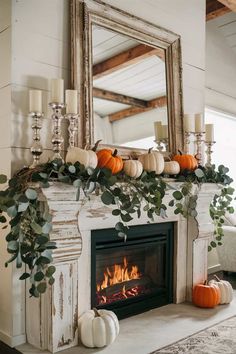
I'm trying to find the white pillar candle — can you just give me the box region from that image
[29,90,42,113]
[205,124,214,142]
[65,90,78,114]
[184,114,193,132]
[154,121,162,140]
[51,78,64,103]
[162,125,168,139]
[195,113,203,133]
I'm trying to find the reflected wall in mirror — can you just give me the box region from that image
[71,0,184,155]
[92,25,168,151]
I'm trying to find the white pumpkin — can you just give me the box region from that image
[79,308,119,348]
[138,150,164,175]
[123,160,143,179]
[66,147,97,169]
[209,275,233,304]
[163,161,180,175]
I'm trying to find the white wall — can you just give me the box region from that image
[206,22,236,115]
[0,0,70,346]
[0,0,206,347]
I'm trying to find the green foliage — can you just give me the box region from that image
[0,160,234,297]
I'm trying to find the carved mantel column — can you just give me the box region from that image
[26,183,82,353]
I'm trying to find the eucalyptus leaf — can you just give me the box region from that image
[68,165,76,174]
[101,191,114,205]
[173,191,183,200]
[0,174,7,184]
[34,271,44,282]
[37,282,47,294]
[25,188,37,200]
[194,168,205,178]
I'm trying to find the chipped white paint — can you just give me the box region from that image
[26,182,219,352]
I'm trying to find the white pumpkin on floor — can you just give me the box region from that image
[209,275,233,304]
[79,308,119,348]
[138,149,164,175]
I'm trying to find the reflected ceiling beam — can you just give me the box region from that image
[93,44,165,80]
[206,0,231,20]
[217,0,236,12]
[109,96,167,122]
[93,87,148,108]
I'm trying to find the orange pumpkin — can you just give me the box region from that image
[97,149,123,174]
[173,151,198,171]
[192,281,221,308]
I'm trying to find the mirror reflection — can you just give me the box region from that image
[92,25,168,150]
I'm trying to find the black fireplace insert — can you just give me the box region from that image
[91,222,174,319]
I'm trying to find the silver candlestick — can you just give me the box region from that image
[154,140,164,151]
[161,138,169,152]
[65,113,78,148]
[184,131,192,154]
[49,102,65,160]
[193,132,205,166]
[205,141,216,167]
[30,111,43,168]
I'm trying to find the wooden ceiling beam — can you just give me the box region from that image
[217,0,236,12]
[93,44,165,80]
[93,87,148,108]
[206,0,231,21]
[108,96,167,122]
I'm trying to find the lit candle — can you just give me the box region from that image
[195,113,203,133]
[154,121,162,140]
[162,125,168,139]
[65,90,78,114]
[29,90,42,113]
[184,114,193,132]
[51,78,64,103]
[205,124,214,142]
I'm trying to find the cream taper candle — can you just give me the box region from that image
[195,113,203,133]
[184,114,193,132]
[205,124,214,142]
[29,90,42,113]
[162,125,168,139]
[154,121,162,140]
[51,79,64,103]
[65,90,78,114]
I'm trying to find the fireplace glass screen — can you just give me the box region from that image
[91,223,174,319]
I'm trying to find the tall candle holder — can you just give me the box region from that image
[193,132,205,166]
[154,138,169,152]
[30,111,43,168]
[49,102,65,160]
[161,138,169,152]
[184,131,192,154]
[205,141,216,167]
[65,113,78,148]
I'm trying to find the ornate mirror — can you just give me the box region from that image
[71,0,184,155]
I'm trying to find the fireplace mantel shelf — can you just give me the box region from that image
[26,181,219,353]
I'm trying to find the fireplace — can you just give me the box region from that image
[91,222,174,319]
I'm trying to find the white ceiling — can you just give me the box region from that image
[210,12,236,55]
[92,25,166,117]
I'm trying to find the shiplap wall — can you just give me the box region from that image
[0,0,206,347]
[0,0,70,347]
[10,0,70,172]
[206,16,236,115]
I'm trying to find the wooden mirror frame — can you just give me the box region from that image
[71,0,184,155]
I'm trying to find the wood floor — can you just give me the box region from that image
[1,272,236,354]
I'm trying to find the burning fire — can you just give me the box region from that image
[96,257,141,292]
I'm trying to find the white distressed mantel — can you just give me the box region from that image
[26,182,219,353]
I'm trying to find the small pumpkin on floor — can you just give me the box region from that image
[192,280,221,308]
[209,275,233,304]
[79,308,119,348]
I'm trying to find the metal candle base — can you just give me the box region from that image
[205,141,216,167]
[49,102,65,161]
[193,132,205,166]
[30,111,43,168]
[65,113,78,148]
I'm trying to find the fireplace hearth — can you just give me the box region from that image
[91,222,174,319]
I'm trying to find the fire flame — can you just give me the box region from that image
[96,257,141,292]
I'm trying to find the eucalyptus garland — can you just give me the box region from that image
[0,160,234,297]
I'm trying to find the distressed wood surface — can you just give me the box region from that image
[26,182,219,352]
[70,0,184,154]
